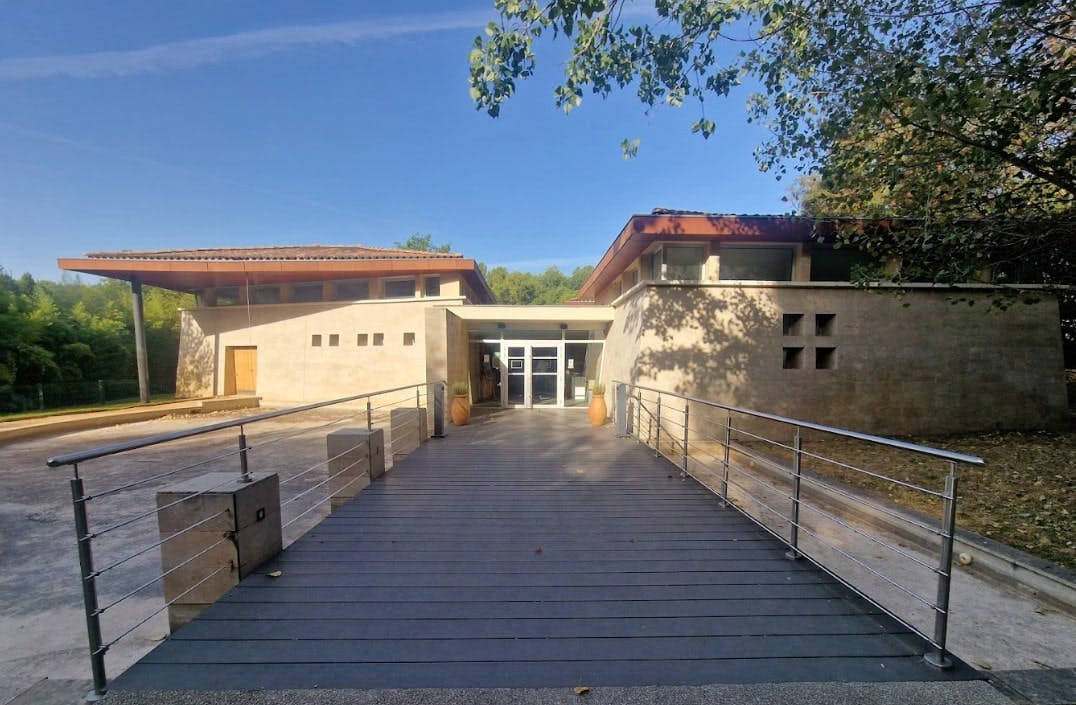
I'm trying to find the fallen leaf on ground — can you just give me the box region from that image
[267,570,283,577]
[573,686,590,695]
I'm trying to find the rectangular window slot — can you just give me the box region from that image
[329,334,340,347]
[373,333,384,346]
[357,334,368,346]
[782,347,804,369]
[782,313,804,336]
[311,334,322,347]
[424,276,441,297]
[816,313,836,336]
[816,347,837,369]
[403,332,416,346]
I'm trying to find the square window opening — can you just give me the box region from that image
[782,313,804,336]
[424,276,441,297]
[373,333,384,346]
[816,313,836,336]
[311,334,322,347]
[816,347,837,369]
[329,334,340,347]
[782,347,804,369]
[357,333,369,346]
[403,332,416,346]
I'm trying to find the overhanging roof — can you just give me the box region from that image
[574,213,827,302]
[58,245,495,303]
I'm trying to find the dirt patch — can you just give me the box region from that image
[802,430,1076,570]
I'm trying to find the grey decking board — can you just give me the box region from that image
[114,410,976,691]
[171,615,909,641]
[114,656,975,691]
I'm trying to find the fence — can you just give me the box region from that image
[47,381,444,700]
[1,379,172,414]
[612,381,984,671]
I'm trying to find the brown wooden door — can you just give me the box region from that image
[225,346,257,395]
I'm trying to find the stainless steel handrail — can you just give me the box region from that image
[620,381,985,467]
[613,380,982,670]
[47,383,427,469]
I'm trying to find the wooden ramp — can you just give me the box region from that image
[113,409,978,690]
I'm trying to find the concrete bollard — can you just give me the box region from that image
[156,472,281,632]
[390,407,427,462]
[326,428,383,510]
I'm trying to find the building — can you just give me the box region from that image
[59,212,1069,435]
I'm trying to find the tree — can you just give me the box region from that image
[469,0,1074,281]
[395,233,453,253]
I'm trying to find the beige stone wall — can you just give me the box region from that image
[177,299,465,404]
[605,283,1067,435]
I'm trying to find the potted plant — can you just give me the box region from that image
[450,381,471,426]
[588,382,607,427]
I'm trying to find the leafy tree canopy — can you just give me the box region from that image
[395,233,454,253]
[469,0,1074,284]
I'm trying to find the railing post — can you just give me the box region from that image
[366,398,373,431]
[786,428,803,559]
[635,390,642,443]
[70,469,107,700]
[615,383,629,437]
[654,395,662,457]
[432,382,445,438]
[925,463,958,669]
[721,413,732,506]
[237,426,252,483]
[416,386,421,408]
[680,403,689,479]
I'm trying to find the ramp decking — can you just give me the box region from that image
[113,409,978,690]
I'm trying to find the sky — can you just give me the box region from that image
[0,1,791,283]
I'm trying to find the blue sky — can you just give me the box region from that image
[0,1,791,282]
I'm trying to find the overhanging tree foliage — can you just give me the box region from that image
[469,0,1074,283]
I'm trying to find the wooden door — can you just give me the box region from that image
[225,346,257,395]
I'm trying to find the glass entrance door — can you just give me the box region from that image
[530,346,558,406]
[502,343,563,408]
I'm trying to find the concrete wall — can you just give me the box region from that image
[177,298,465,403]
[604,282,1068,435]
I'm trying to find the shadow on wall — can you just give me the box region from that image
[175,316,216,398]
[626,285,776,406]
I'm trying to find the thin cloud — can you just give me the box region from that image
[0,11,491,81]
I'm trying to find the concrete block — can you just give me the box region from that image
[364,428,386,480]
[156,471,282,632]
[390,408,427,460]
[168,603,212,633]
[326,429,373,509]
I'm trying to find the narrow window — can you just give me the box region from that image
[293,283,323,303]
[311,334,322,347]
[816,347,837,369]
[357,333,369,346]
[720,246,794,281]
[373,333,384,346]
[782,347,804,369]
[329,334,340,347]
[334,280,370,301]
[403,332,416,346]
[424,276,441,297]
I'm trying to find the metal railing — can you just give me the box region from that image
[47,382,442,701]
[612,381,984,670]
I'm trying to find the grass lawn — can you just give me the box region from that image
[0,394,177,422]
[806,429,1076,571]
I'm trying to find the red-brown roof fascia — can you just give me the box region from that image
[58,255,495,303]
[83,244,463,261]
[574,214,832,301]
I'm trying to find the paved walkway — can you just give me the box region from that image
[112,409,979,692]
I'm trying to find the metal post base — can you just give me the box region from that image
[85,688,104,702]
[784,549,802,561]
[924,650,953,669]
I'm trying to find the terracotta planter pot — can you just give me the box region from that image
[450,395,471,426]
[588,393,607,427]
